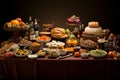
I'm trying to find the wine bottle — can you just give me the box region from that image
[34,19,39,38]
[27,16,32,27]
[29,22,35,41]
[24,16,32,40]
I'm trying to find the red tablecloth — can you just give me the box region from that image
[0,57,120,80]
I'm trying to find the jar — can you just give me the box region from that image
[74,46,80,52]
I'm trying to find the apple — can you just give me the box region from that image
[74,17,80,23]
[67,18,74,23]
[16,18,22,22]
[5,51,14,57]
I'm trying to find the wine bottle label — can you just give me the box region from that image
[24,36,29,40]
[30,34,35,40]
[35,31,39,37]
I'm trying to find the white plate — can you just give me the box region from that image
[14,50,32,57]
[28,54,38,59]
[89,49,107,58]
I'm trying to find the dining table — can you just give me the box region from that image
[0,56,120,80]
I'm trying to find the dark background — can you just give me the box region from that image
[0,0,119,42]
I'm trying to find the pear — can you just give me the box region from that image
[66,28,71,34]
[69,33,76,39]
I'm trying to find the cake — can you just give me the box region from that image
[84,21,103,36]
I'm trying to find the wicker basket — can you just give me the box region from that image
[29,44,42,53]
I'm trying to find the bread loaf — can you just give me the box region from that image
[51,27,67,38]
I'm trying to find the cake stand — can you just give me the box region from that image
[3,24,29,43]
[66,23,84,35]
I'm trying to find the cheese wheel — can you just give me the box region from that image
[84,26,103,35]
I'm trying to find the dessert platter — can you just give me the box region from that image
[0,15,120,60]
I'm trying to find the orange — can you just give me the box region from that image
[67,39,78,46]
[108,51,116,57]
[66,39,72,45]
[109,33,114,38]
[19,22,26,26]
[10,19,19,26]
[74,51,80,57]
[72,39,78,45]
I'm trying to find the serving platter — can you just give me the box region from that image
[14,49,32,57]
[89,49,107,58]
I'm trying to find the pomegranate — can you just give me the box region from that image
[5,51,14,57]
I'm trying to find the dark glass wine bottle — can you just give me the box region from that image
[34,19,39,38]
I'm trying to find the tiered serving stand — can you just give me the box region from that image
[3,24,29,43]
